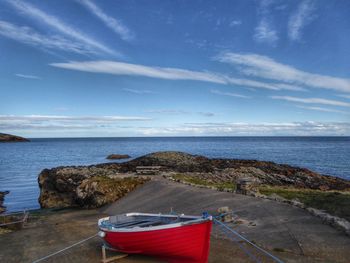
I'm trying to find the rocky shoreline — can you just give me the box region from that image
[0,133,29,143]
[38,151,350,209]
[0,191,9,213]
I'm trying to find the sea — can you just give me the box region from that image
[1,136,349,212]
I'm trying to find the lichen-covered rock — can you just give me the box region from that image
[38,151,350,209]
[38,166,148,209]
[121,151,350,190]
[75,177,147,208]
[0,191,9,213]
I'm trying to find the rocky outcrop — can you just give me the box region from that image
[0,133,29,143]
[38,151,350,209]
[38,166,148,209]
[0,191,9,213]
[121,151,350,190]
[106,154,131,160]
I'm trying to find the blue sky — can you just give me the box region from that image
[0,0,350,137]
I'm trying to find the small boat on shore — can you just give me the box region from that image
[98,212,212,263]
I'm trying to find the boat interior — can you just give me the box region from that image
[100,214,198,229]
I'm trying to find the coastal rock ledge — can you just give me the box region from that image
[0,133,29,143]
[38,151,350,209]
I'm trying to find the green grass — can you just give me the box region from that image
[259,186,350,221]
[172,174,236,191]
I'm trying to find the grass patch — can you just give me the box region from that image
[259,186,350,221]
[172,174,236,191]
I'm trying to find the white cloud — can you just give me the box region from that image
[0,115,150,121]
[139,121,350,136]
[50,60,307,91]
[2,115,349,136]
[197,112,215,117]
[146,109,189,115]
[210,89,250,98]
[0,20,95,54]
[254,0,279,45]
[78,0,134,41]
[296,105,349,114]
[0,115,151,131]
[122,88,154,94]
[254,19,279,45]
[271,96,350,107]
[6,0,116,55]
[288,0,316,41]
[145,110,215,117]
[15,73,41,79]
[338,94,350,99]
[229,20,242,27]
[50,60,226,84]
[0,115,152,136]
[216,52,350,93]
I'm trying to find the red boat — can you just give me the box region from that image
[98,212,212,263]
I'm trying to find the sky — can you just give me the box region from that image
[0,0,350,137]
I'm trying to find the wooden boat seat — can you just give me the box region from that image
[105,215,191,230]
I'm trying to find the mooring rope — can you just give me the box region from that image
[214,218,284,263]
[32,233,98,263]
[217,220,262,263]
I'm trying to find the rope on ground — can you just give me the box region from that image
[32,233,98,263]
[214,218,284,263]
[218,221,262,263]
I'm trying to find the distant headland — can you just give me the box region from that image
[0,133,29,143]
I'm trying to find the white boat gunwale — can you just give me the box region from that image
[98,212,212,233]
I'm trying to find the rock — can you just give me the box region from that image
[124,151,350,190]
[75,177,147,208]
[106,154,131,160]
[0,133,29,143]
[0,191,9,213]
[38,151,350,209]
[38,166,148,209]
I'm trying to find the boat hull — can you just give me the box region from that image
[102,219,212,263]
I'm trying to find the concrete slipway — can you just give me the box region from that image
[1,178,350,262]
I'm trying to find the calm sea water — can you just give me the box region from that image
[0,137,349,212]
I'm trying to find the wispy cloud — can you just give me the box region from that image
[0,115,151,122]
[145,110,215,117]
[0,115,151,130]
[210,89,250,98]
[146,109,189,115]
[50,60,226,84]
[229,20,242,27]
[2,115,348,136]
[296,105,349,114]
[254,0,279,45]
[271,96,350,107]
[338,94,350,99]
[15,73,41,79]
[254,19,279,45]
[139,121,350,136]
[216,52,350,93]
[197,112,215,117]
[288,0,316,41]
[50,60,307,91]
[6,0,116,55]
[0,20,95,55]
[122,88,154,94]
[77,0,134,41]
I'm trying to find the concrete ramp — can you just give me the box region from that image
[103,178,350,263]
